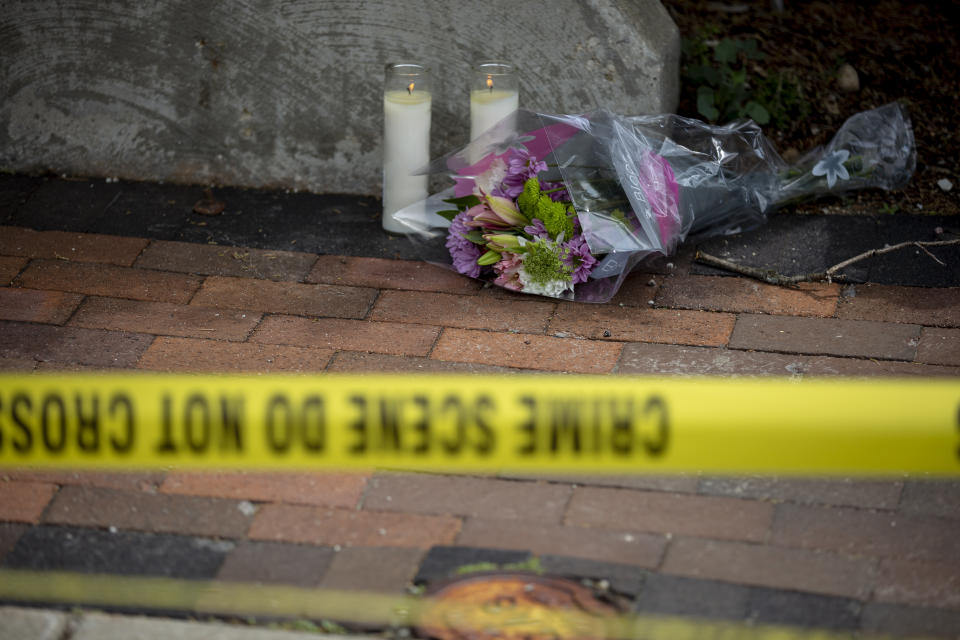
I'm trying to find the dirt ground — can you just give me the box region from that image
[662,0,960,218]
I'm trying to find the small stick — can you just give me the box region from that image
[696,238,960,286]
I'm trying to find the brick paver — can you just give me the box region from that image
[898,480,960,518]
[248,504,461,548]
[363,474,571,522]
[371,290,554,333]
[697,476,903,510]
[318,546,425,593]
[308,255,481,294]
[431,328,622,374]
[253,315,440,356]
[771,503,960,562]
[656,275,840,317]
[550,305,735,346]
[70,297,261,341]
[17,259,204,303]
[43,486,254,538]
[617,343,808,376]
[456,519,665,567]
[0,227,148,265]
[566,487,774,542]
[138,336,333,372]
[837,283,960,327]
[874,557,960,609]
[0,256,28,284]
[728,315,921,360]
[327,351,518,374]
[0,471,163,492]
[915,327,960,365]
[661,537,875,599]
[135,240,317,281]
[0,481,58,523]
[190,276,377,319]
[217,540,335,586]
[0,320,153,367]
[0,287,83,324]
[160,471,368,508]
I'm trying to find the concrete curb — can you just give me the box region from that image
[0,606,379,640]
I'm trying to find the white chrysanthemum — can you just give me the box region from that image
[518,267,572,298]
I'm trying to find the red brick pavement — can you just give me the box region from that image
[1,226,959,629]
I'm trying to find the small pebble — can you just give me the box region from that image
[647,300,655,307]
[837,63,860,92]
[602,330,611,337]
[647,279,656,287]
[937,178,953,192]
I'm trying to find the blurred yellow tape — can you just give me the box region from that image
[0,373,957,474]
[0,569,902,640]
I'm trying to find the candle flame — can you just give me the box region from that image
[486,74,493,91]
[407,82,415,94]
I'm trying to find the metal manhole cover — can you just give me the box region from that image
[417,572,620,640]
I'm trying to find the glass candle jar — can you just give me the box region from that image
[382,63,432,234]
[470,61,519,141]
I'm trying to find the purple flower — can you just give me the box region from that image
[446,210,483,278]
[562,233,597,285]
[500,151,549,199]
[541,180,569,202]
[523,219,549,239]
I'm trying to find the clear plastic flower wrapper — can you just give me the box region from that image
[393,102,915,303]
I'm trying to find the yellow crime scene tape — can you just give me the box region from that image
[0,373,957,474]
[0,569,909,640]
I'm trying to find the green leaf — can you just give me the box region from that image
[741,38,764,60]
[697,86,720,121]
[435,209,459,222]
[714,38,738,64]
[744,101,770,124]
[442,195,481,211]
[701,66,721,86]
[462,230,486,245]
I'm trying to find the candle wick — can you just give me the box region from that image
[407,82,415,95]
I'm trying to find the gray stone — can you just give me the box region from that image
[747,587,861,630]
[861,602,960,638]
[0,1,680,195]
[633,573,750,620]
[0,607,68,640]
[71,611,371,640]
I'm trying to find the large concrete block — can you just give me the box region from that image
[0,1,680,195]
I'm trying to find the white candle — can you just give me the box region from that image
[470,88,519,140]
[470,62,519,141]
[382,66,431,234]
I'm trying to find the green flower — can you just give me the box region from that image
[521,239,571,286]
[517,177,574,241]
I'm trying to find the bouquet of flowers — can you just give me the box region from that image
[393,103,915,302]
[439,149,597,299]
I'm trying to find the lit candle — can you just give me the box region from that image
[470,61,519,141]
[382,63,432,234]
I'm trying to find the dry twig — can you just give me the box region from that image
[696,239,960,286]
